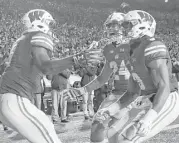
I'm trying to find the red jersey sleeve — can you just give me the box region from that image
[144,41,168,66]
[31,32,54,51]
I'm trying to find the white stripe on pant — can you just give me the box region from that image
[0,93,61,143]
[131,91,179,143]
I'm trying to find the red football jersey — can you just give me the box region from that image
[0,31,54,100]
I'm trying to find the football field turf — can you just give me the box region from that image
[0,113,179,143]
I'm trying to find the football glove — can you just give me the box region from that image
[99,101,121,117]
[73,45,103,67]
[95,109,111,123]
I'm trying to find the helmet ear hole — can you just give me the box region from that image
[38,25,43,28]
[139,27,145,30]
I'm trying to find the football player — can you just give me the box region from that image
[116,10,179,143]
[0,9,102,143]
[76,11,132,143]
[78,10,179,143]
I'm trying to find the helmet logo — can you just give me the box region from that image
[137,11,153,26]
[28,11,44,23]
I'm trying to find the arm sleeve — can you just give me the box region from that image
[31,32,54,51]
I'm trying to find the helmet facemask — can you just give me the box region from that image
[104,19,124,38]
[104,12,126,44]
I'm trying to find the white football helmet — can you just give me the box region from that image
[104,12,125,38]
[22,9,55,34]
[123,10,156,39]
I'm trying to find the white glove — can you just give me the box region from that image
[73,46,103,67]
[137,109,158,136]
[95,109,111,123]
[100,101,121,117]
[94,101,121,123]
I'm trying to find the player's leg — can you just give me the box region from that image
[121,91,179,143]
[0,93,61,143]
[108,113,129,143]
[132,91,179,143]
[90,94,118,143]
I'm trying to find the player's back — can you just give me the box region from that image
[0,31,49,101]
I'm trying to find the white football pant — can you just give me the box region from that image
[0,93,61,143]
[123,91,179,143]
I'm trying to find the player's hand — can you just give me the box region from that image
[85,48,104,64]
[94,101,121,124]
[136,120,152,137]
[95,109,111,123]
[73,44,103,67]
[100,101,121,117]
[136,109,158,137]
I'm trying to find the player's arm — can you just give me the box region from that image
[85,65,96,76]
[147,59,170,113]
[135,43,170,136]
[145,41,170,113]
[32,47,75,75]
[84,60,113,93]
[31,33,102,75]
[31,33,75,75]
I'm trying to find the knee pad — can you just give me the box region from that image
[90,120,106,143]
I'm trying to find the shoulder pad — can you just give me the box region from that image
[30,32,54,51]
[144,40,168,64]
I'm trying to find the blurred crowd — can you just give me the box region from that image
[0,0,178,63]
